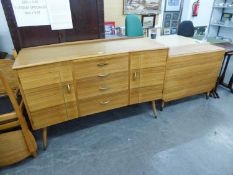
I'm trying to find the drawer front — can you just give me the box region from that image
[79,91,128,116]
[74,54,129,79]
[77,71,128,99]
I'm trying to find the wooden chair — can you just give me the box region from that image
[0,70,37,167]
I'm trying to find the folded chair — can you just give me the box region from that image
[0,70,37,167]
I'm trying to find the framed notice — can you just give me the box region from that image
[165,0,182,11]
[142,15,156,28]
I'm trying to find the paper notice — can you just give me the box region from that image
[46,0,73,30]
[11,0,50,27]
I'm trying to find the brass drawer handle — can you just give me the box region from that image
[98,73,110,78]
[100,100,110,105]
[133,72,139,81]
[97,63,108,67]
[67,84,71,93]
[99,86,109,91]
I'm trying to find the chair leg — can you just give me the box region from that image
[43,128,47,150]
[151,101,157,119]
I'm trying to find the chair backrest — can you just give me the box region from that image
[177,21,195,37]
[125,14,144,37]
[0,70,37,167]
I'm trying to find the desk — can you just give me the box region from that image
[13,36,224,148]
[155,35,225,107]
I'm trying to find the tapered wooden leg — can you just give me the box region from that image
[151,101,157,118]
[32,151,37,158]
[160,100,165,111]
[43,128,47,150]
[206,92,210,100]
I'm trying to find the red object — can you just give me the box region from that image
[104,22,116,35]
[192,0,200,17]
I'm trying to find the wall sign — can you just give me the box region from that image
[10,0,73,30]
[46,0,73,30]
[11,0,50,27]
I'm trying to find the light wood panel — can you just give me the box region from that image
[13,38,167,69]
[79,91,128,116]
[74,54,129,79]
[18,63,78,130]
[74,54,129,116]
[163,49,224,102]
[76,71,128,99]
[129,50,168,104]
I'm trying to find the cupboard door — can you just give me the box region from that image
[18,63,78,129]
[130,50,167,104]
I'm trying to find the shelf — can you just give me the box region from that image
[213,6,233,9]
[211,23,233,28]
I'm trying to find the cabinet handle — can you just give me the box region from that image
[99,86,109,91]
[133,72,139,81]
[100,100,110,105]
[67,84,71,93]
[98,73,110,78]
[97,63,108,67]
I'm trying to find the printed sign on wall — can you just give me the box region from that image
[10,0,73,30]
[11,0,50,27]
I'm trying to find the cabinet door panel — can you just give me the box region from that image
[18,65,61,90]
[129,50,167,104]
[25,85,65,112]
[30,105,67,129]
[18,63,78,130]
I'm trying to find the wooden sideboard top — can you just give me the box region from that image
[13,38,167,69]
[155,35,225,57]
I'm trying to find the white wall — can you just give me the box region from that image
[181,0,214,27]
[0,2,14,54]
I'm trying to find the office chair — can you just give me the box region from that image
[177,21,195,37]
[125,14,144,37]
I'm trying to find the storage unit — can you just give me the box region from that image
[13,38,168,130]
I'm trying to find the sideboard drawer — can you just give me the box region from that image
[74,54,129,79]
[77,71,128,99]
[79,91,128,116]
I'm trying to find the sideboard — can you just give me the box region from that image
[13,38,168,149]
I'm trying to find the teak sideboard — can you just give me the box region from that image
[12,36,225,149]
